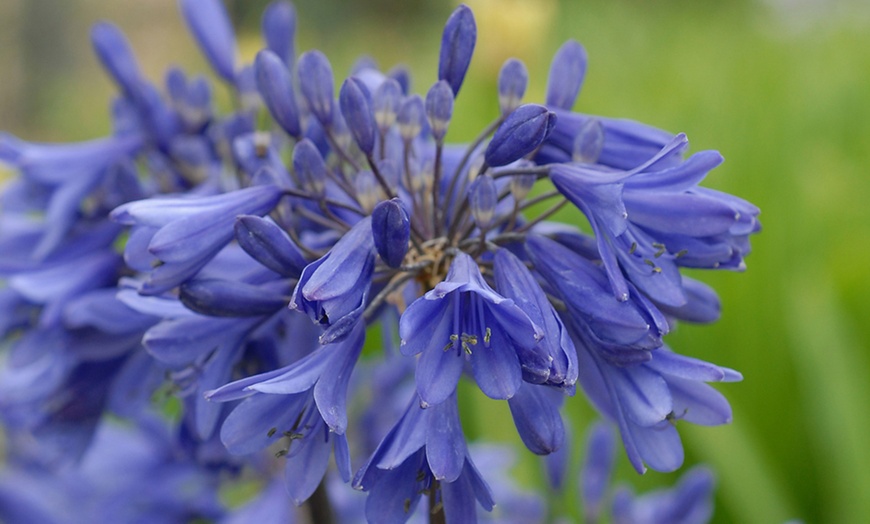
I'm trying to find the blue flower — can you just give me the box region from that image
[290,216,375,343]
[111,184,284,294]
[205,323,364,504]
[353,392,494,523]
[399,252,544,406]
[575,334,741,473]
[550,135,760,306]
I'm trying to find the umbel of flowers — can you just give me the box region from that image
[0,1,759,522]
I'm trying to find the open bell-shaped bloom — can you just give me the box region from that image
[353,392,494,523]
[399,252,544,407]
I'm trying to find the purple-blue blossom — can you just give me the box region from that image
[0,1,759,522]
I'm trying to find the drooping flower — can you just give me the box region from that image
[399,252,544,407]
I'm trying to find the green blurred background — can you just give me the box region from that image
[2,0,870,522]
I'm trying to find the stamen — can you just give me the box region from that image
[629,242,637,255]
[652,242,666,257]
[267,427,277,437]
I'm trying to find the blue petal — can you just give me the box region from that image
[667,376,733,426]
[283,420,333,505]
[220,393,304,455]
[470,327,522,400]
[425,394,467,482]
[624,191,738,237]
[313,323,365,433]
[625,150,723,192]
[301,217,373,301]
[507,384,565,455]
[398,294,453,357]
[415,329,465,407]
[148,185,282,264]
[375,400,428,470]
[364,451,426,524]
[627,420,684,473]
[645,349,728,382]
[142,315,257,367]
[609,364,672,427]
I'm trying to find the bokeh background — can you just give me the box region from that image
[2,0,870,522]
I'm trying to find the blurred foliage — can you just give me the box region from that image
[3,0,870,522]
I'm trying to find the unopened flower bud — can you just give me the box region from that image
[340,77,376,155]
[255,50,301,138]
[572,118,604,164]
[179,0,238,83]
[485,104,557,167]
[371,198,410,268]
[373,79,402,135]
[498,58,528,115]
[292,139,326,197]
[297,50,335,126]
[438,5,477,96]
[262,1,296,67]
[397,95,425,142]
[469,173,497,230]
[546,40,588,110]
[510,173,536,202]
[425,80,454,142]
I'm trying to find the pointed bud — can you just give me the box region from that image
[438,5,477,96]
[354,171,387,213]
[180,278,288,317]
[255,50,301,138]
[179,0,238,83]
[425,80,454,142]
[91,22,142,97]
[545,40,588,110]
[572,118,604,163]
[468,173,497,230]
[235,215,308,278]
[351,55,379,76]
[371,198,410,268]
[339,77,376,155]
[297,50,335,126]
[397,95,425,142]
[372,79,403,135]
[388,65,411,95]
[498,58,528,114]
[510,173,536,202]
[262,1,296,67]
[292,139,327,197]
[189,75,211,103]
[485,104,557,167]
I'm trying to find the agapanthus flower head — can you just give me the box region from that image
[0,1,759,522]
